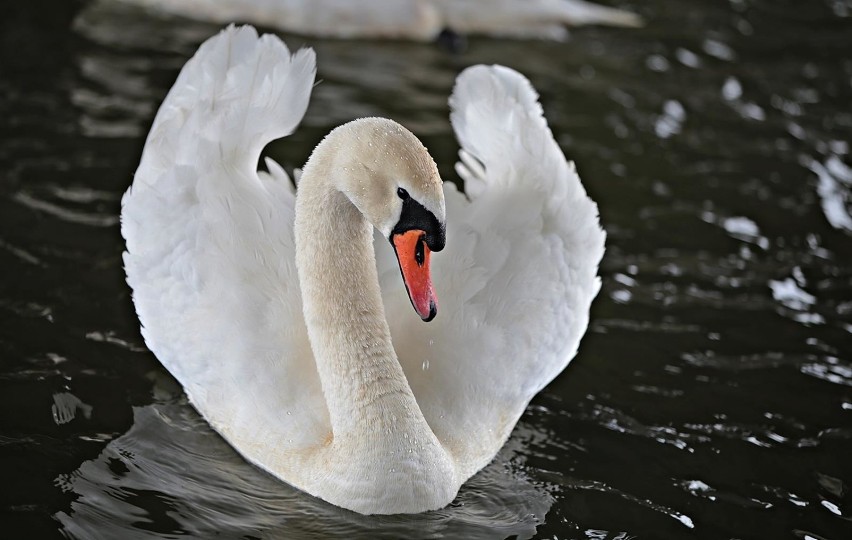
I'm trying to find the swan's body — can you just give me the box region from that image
[122,26,605,514]
[107,0,642,40]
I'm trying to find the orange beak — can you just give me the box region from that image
[392,229,437,321]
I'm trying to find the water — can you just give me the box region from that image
[2,0,851,538]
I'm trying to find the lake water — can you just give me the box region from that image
[1,1,850,538]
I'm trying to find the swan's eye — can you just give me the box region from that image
[397,187,410,200]
[415,236,425,266]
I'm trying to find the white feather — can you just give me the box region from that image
[122,26,605,513]
[104,0,641,40]
[379,64,606,479]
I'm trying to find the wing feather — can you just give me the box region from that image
[383,65,606,479]
[122,26,328,450]
[124,26,604,486]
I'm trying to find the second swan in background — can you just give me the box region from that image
[105,0,642,40]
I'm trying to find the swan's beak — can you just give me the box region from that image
[392,229,437,322]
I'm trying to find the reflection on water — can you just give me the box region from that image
[811,155,852,234]
[1,0,851,538]
[55,389,554,539]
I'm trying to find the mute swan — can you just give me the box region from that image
[121,25,605,514]
[107,0,642,40]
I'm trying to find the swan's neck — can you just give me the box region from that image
[293,159,424,441]
[290,125,457,510]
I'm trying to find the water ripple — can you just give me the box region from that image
[55,403,554,539]
[801,356,852,387]
[810,155,852,233]
[12,191,118,227]
[0,238,44,266]
[0,1,848,539]
[85,331,148,353]
[678,479,773,509]
[575,403,707,452]
[561,477,694,529]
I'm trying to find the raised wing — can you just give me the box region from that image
[380,65,606,480]
[121,26,329,449]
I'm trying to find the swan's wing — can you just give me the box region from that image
[378,65,605,479]
[121,26,329,452]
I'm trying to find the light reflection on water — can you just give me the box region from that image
[1,0,851,538]
[55,392,554,539]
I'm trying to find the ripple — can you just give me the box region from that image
[700,210,769,249]
[814,471,851,521]
[769,277,816,310]
[674,48,701,69]
[793,530,833,540]
[85,331,148,353]
[702,39,736,61]
[801,356,852,387]
[681,350,807,371]
[562,477,694,529]
[12,191,118,227]
[722,216,769,248]
[809,155,852,233]
[681,420,821,450]
[654,100,685,139]
[52,392,93,425]
[574,403,707,452]
[55,403,554,539]
[815,472,845,498]
[48,184,117,204]
[0,238,44,266]
[592,318,702,335]
[754,484,809,508]
[678,479,773,509]
[0,1,847,539]
[768,268,826,325]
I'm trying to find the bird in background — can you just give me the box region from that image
[104,0,642,41]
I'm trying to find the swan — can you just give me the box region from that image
[106,0,642,40]
[121,25,605,514]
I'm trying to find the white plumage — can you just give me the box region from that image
[122,25,605,514]
[107,0,642,40]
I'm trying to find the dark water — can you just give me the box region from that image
[2,0,851,538]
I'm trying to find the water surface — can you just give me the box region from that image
[1,1,851,538]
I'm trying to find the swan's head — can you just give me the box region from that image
[334,118,446,321]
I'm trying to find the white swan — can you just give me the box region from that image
[121,25,605,514]
[107,0,642,40]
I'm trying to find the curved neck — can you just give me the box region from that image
[293,157,421,440]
